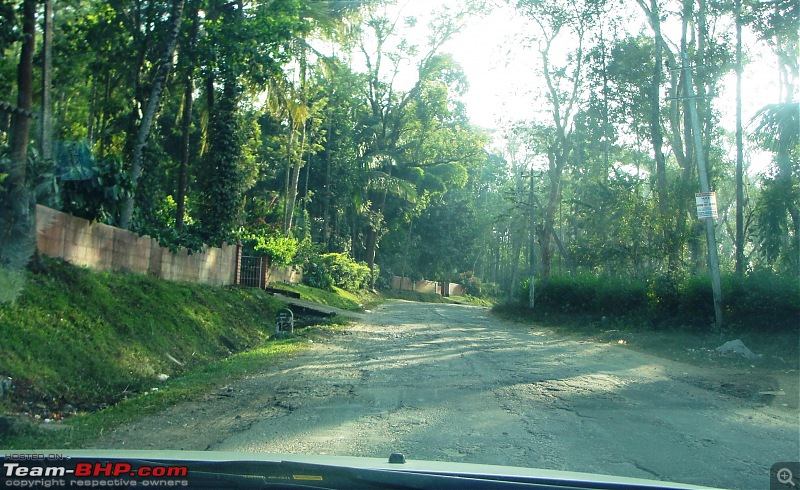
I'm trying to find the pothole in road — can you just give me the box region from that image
[496,375,631,409]
[672,372,784,405]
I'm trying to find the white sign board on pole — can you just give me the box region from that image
[695,192,718,219]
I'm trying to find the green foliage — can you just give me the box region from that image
[242,230,299,268]
[0,265,25,304]
[322,253,372,291]
[133,195,205,253]
[0,0,17,52]
[723,272,800,330]
[301,254,334,291]
[302,253,373,292]
[196,74,246,245]
[519,272,799,333]
[60,156,132,225]
[521,275,647,316]
[459,270,483,297]
[752,173,800,271]
[0,257,286,419]
[0,152,38,305]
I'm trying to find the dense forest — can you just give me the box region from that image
[0,0,797,323]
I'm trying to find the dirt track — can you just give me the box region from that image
[92,300,799,489]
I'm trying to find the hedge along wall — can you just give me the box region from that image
[35,205,237,286]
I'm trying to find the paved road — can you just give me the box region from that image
[94,301,799,489]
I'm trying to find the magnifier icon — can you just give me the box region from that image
[778,468,796,487]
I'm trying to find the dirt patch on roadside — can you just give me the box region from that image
[564,327,800,409]
[670,370,798,408]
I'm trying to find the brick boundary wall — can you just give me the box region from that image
[390,275,465,296]
[36,205,237,286]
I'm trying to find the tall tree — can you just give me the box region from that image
[734,0,745,276]
[175,2,201,232]
[515,0,603,280]
[40,0,54,163]
[120,0,185,230]
[8,0,35,190]
[352,5,478,287]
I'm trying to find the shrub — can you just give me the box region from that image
[242,231,298,268]
[302,255,334,291]
[522,274,647,316]
[647,274,685,320]
[518,271,799,333]
[594,277,648,315]
[723,272,799,332]
[459,271,483,297]
[301,253,374,292]
[321,253,372,291]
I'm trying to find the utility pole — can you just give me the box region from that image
[528,171,535,310]
[681,51,724,328]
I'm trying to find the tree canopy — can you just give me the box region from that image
[0,0,797,305]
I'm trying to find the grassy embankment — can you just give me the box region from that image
[265,282,382,311]
[0,257,348,449]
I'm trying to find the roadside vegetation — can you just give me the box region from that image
[0,257,303,446]
[495,273,800,370]
[0,0,797,451]
[268,282,382,312]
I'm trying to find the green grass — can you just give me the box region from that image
[0,257,288,423]
[267,282,382,312]
[0,258,497,449]
[2,325,338,449]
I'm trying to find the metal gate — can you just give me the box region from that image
[239,256,263,288]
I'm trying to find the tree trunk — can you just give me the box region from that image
[734,0,745,276]
[285,45,308,234]
[176,78,194,232]
[507,234,523,301]
[285,122,307,232]
[120,0,185,230]
[40,0,54,162]
[87,77,97,147]
[323,110,333,248]
[283,117,295,232]
[9,0,36,190]
[176,7,200,232]
[646,0,668,215]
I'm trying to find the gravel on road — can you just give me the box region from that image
[91,300,799,489]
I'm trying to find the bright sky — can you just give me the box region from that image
[370,0,789,175]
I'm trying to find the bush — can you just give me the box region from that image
[459,271,483,297]
[595,277,648,315]
[301,253,374,292]
[321,253,372,291]
[648,274,684,319]
[481,281,502,298]
[521,274,647,317]
[302,255,334,291]
[724,272,799,332]
[518,271,799,333]
[241,231,298,267]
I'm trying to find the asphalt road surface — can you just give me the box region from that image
[93,300,799,489]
